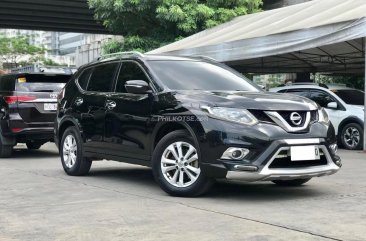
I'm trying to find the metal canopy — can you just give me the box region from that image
[0,0,109,34]
[149,0,366,75]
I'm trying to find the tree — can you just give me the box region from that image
[0,35,45,68]
[88,0,262,53]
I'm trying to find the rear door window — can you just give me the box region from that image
[15,74,71,93]
[87,63,119,92]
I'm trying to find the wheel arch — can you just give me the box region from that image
[338,116,364,136]
[151,121,202,156]
[58,118,83,148]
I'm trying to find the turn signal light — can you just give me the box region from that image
[4,96,37,104]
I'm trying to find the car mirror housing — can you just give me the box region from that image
[327,102,338,109]
[125,80,151,94]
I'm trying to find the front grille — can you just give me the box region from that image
[277,111,307,127]
[269,149,328,169]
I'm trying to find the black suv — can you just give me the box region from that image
[0,73,71,157]
[55,52,341,196]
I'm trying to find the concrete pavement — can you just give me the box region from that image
[0,143,365,241]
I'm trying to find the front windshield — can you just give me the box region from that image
[332,89,365,105]
[148,60,260,91]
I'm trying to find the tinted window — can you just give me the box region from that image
[78,68,92,90]
[15,74,70,92]
[148,60,260,91]
[286,89,309,98]
[332,89,364,106]
[87,63,119,92]
[309,90,336,108]
[115,62,149,93]
[0,75,15,91]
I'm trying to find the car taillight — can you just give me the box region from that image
[11,128,23,133]
[58,88,65,101]
[4,96,37,104]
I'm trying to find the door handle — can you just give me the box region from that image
[105,100,116,110]
[74,97,83,106]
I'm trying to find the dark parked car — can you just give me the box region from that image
[55,52,341,197]
[0,73,71,157]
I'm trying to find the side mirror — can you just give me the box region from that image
[125,80,150,94]
[327,102,338,109]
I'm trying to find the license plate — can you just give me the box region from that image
[44,103,57,111]
[290,145,320,161]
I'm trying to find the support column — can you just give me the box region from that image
[364,37,366,151]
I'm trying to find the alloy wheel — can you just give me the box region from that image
[343,127,360,148]
[63,134,77,168]
[161,141,201,188]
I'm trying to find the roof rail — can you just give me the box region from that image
[95,51,144,62]
[189,55,217,62]
[283,82,330,89]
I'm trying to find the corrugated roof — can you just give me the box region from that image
[149,0,366,54]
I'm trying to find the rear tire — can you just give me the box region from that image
[60,126,92,176]
[272,178,311,186]
[0,134,13,158]
[340,123,363,150]
[26,142,42,150]
[152,130,213,197]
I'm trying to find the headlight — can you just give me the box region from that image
[318,108,329,123]
[202,107,258,126]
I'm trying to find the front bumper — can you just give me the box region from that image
[225,139,341,182]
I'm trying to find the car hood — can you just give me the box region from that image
[175,90,318,111]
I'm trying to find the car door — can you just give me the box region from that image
[73,62,119,154]
[309,90,341,129]
[104,61,154,161]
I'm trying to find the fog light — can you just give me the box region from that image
[221,148,249,160]
[329,143,338,154]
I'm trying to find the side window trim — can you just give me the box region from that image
[113,60,157,94]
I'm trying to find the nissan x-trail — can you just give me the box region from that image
[55,52,341,196]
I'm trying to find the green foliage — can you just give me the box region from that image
[0,35,45,67]
[18,56,63,67]
[315,74,365,91]
[89,0,262,53]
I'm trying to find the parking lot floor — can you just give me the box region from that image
[0,143,365,241]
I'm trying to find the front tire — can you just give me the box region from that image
[60,126,92,176]
[152,130,213,197]
[272,178,311,186]
[340,123,363,150]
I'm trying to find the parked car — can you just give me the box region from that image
[55,52,341,197]
[0,73,71,157]
[270,83,365,150]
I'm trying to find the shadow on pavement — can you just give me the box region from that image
[87,166,327,201]
[11,146,59,159]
